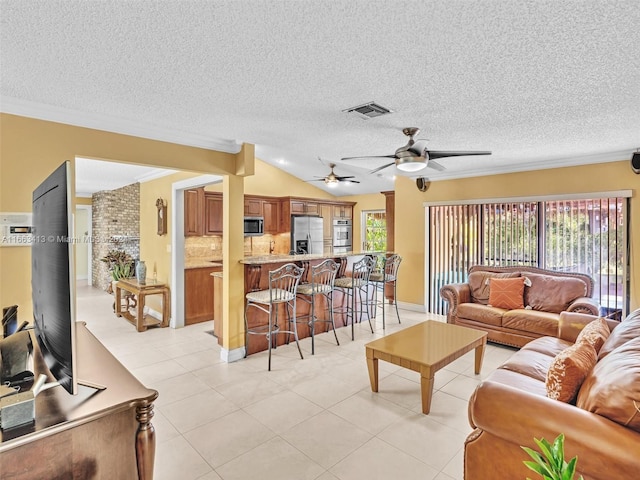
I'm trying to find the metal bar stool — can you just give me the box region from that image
[244,262,304,371]
[370,254,402,329]
[296,259,340,355]
[334,255,375,341]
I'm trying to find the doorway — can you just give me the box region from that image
[75,205,92,285]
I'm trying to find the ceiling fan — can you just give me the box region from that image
[341,127,491,173]
[308,163,360,187]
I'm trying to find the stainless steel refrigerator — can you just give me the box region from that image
[291,215,323,254]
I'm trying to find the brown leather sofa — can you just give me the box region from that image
[464,309,640,480]
[440,265,600,347]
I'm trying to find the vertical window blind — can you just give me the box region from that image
[428,197,628,319]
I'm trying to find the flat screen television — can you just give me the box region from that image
[31,161,78,395]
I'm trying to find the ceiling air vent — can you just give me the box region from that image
[343,101,393,119]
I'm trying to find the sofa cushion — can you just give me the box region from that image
[501,349,555,382]
[468,271,520,305]
[485,368,549,398]
[575,317,610,354]
[520,336,572,357]
[502,309,559,337]
[598,309,640,360]
[523,272,588,314]
[577,336,640,433]
[457,303,504,327]
[488,277,525,309]
[546,340,597,403]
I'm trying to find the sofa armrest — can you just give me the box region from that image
[469,381,640,475]
[558,311,598,342]
[439,283,470,321]
[566,296,600,315]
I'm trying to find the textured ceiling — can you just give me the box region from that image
[2,0,639,196]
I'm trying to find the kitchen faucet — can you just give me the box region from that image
[269,240,275,254]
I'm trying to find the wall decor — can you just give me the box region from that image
[156,198,167,235]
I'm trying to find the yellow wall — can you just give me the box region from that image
[394,160,638,310]
[0,113,244,321]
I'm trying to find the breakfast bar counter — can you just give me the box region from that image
[241,251,389,355]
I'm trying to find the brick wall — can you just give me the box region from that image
[92,183,140,290]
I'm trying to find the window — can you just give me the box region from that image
[362,210,386,251]
[427,195,629,319]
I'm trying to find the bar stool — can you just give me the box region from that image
[334,255,375,341]
[296,259,340,355]
[370,254,402,329]
[244,263,304,371]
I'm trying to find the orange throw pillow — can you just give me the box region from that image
[575,318,610,354]
[488,277,525,309]
[546,341,597,403]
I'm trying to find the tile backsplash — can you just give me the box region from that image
[185,233,290,258]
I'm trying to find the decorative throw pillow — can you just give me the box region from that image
[468,271,520,304]
[575,318,610,354]
[546,341,597,403]
[487,277,525,309]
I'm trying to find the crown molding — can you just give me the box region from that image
[422,149,633,182]
[0,96,242,153]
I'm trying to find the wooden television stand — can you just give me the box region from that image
[0,323,158,480]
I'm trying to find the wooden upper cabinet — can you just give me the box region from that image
[291,200,318,215]
[333,204,353,219]
[262,200,280,234]
[184,188,205,236]
[204,192,223,235]
[244,197,263,216]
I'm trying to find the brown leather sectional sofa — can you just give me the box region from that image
[464,309,640,479]
[440,265,600,347]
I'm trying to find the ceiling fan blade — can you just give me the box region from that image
[427,150,492,160]
[343,179,360,184]
[335,175,356,181]
[368,162,396,174]
[341,155,396,161]
[427,160,446,171]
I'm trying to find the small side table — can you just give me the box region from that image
[115,278,170,332]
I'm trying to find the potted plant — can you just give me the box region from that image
[522,434,584,480]
[101,249,134,293]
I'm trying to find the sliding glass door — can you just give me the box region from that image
[427,196,628,319]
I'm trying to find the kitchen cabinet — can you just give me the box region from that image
[291,200,319,215]
[382,190,395,252]
[333,204,353,219]
[262,199,280,234]
[204,192,223,235]
[320,203,333,252]
[244,197,263,216]
[185,265,221,324]
[184,188,205,236]
[244,196,281,234]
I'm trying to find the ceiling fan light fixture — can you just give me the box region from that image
[396,158,427,172]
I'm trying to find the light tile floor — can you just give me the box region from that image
[77,282,516,480]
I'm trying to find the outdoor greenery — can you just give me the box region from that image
[522,434,584,480]
[364,213,386,251]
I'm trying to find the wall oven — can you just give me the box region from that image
[332,218,352,250]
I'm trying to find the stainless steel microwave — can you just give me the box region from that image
[244,217,264,236]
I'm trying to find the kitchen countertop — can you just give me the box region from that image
[240,251,390,265]
[184,257,223,269]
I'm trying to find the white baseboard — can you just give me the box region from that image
[220,346,245,363]
[396,301,427,313]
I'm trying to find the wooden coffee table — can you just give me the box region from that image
[365,320,487,414]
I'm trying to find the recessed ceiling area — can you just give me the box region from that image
[75,158,176,197]
[2,1,639,196]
